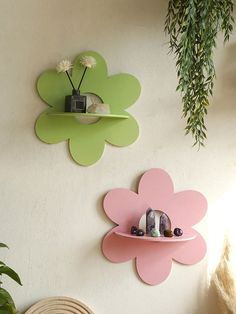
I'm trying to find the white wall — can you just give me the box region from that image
[0,1,236,313]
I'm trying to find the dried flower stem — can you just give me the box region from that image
[77,67,88,91]
[65,71,76,91]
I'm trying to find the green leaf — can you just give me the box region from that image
[0,267,22,286]
[0,288,15,308]
[0,296,7,307]
[0,304,17,314]
[0,309,10,314]
[0,244,8,250]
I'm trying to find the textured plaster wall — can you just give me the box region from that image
[0,0,236,313]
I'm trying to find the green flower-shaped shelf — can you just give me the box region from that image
[35,51,141,166]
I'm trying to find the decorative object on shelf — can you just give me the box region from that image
[78,55,96,92]
[131,225,138,235]
[146,208,159,235]
[140,209,178,238]
[130,226,144,237]
[102,168,207,285]
[65,89,87,113]
[57,56,96,113]
[0,242,22,314]
[165,1,234,147]
[174,228,183,237]
[136,229,145,236]
[164,229,173,237]
[145,208,171,236]
[160,213,171,235]
[35,51,141,166]
[87,103,110,114]
[24,296,94,314]
[56,59,87,113]
[56,59,74,86]
[151,229,161,237]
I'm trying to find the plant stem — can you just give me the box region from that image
[65,71,76,90]
[77,67,88,91]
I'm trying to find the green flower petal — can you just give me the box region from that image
[36,111,105,143]
[69,135,105,166]
[72,51,141,111]
[105,114,139,146]
[35,51,141,166]
[35,111,78,143]
[37,71,71,111]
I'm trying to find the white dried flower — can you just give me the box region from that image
[56,59,73,73]
[80,55,96,68]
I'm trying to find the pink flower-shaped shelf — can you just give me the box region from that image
[102,168,207,285]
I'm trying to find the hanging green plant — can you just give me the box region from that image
[165,0,234,147]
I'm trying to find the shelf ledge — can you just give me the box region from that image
[115,231,196,242]
[47,112,129,119]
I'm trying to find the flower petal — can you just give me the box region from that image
[167,191,208,228]
[102,229,138,263]
[101,74,141,110]
[104,189,148,228]
[72,52,141,111]
[36,51,141,166]
[69,133,105,166]
[172,230,207,264]
[37,70,72,110]
[35,112,75,143]
[138,168,174,209]
[136,242,174,285]
[105,115,139,146]
[72,51,107,91]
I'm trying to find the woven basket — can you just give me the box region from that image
[24,296,94,314]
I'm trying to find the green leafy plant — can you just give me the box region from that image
[165,0,234,147]
[0,243,22,314]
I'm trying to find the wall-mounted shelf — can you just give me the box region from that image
[47,112,129,119]
[115,231,196,242]
[102,168,207,285]
[35,50,141,166]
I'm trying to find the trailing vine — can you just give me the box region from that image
[165,0,234,147]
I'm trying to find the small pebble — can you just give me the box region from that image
[131,226,138,235]
[174,228,183,237]
[151,229,161,237]
[164,229,173,237]
[136,229,145,236]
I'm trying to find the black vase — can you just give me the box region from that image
[65,89,87,113]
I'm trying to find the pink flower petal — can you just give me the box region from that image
[172,230,207,264]
[102,229,139,262]
[103,189,148,228]
[102,168,207,285]
[165,191,208,229]
[138,169,174,209]
[136,242,174,285]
